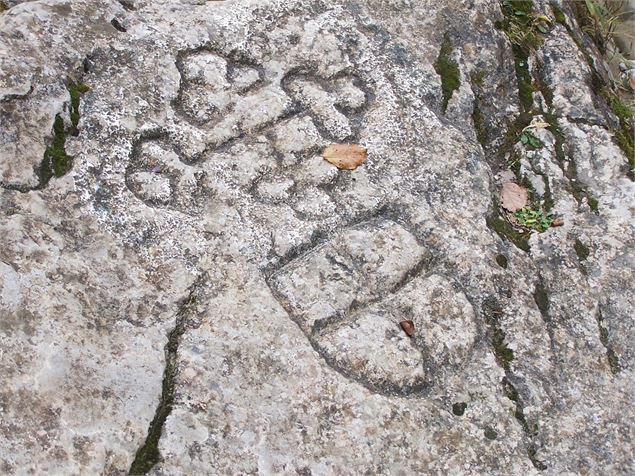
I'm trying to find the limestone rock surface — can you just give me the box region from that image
[1,0,634,474]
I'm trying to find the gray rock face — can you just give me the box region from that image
[0,0,633,474]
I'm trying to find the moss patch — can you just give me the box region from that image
[129,290,198,474]
[497,1,546,53]
[496,0,551,113]
[487,213,531,252]
[495,254,509,269]
[434,34,460,113]
[533,280,550,320]
[596,308,620,374]
[483,298,515,370]
[574,239,590,260]
[492,327,515,369]
[514,48,535,113]
[40,115,73,183]
[551,4,567,25]
[0,2,8,13]
[69,81,90,135]
[601,89,634,177]
[471,97,488,150]
[38,80,89,186]
[484,426,498,440]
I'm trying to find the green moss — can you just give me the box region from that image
[528,444,548,470]
[41,115,73,181]
[68,81,90,135]
[434,34,461,113]
[514,47,535,112]
[495,254,509,269]
[130,291,198,474]
[492,327,515,369]
[496,0,552,113]
[596,309,620,374]
[472,98,488,150]
[602,91,634,176]
[498,0,546,54]
[574,239,590,260]
[541,174,554,211]
[487,214,531,252]
[606,346,620,374]
[37,80,89,186]
[551,4,567,25]
[588,196,599,212]
[483,299,515,370]
[533,280,550,320]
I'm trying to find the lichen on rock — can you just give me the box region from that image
[0,0,634,474]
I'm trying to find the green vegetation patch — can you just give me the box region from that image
[41,115,73,182]
[487,213,531,252]
[69,81,90,135]
[602,89,634,176]
[38,80,89,185]
[519,129,544,149]
[434,34,461,113]
[513,206,553,232]
[497,0,549,54]
[496,1,553,113]
[483,298,515,370]
[551,3,567,25]
[574,238,590,260]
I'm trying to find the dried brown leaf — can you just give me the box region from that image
[399,320,415,337]
[551,218,564,227]
[323,144,367,170]
[500,182,528,212]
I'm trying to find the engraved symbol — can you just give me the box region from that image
[267,219,478,396]
[126,44,372,224]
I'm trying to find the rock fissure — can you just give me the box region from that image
[1,1,634,473]
[483,296,548,470]
[596,307,620,374]
[129,275,207,475]
[0,79,88,193]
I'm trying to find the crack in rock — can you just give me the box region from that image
[129,274,207,475]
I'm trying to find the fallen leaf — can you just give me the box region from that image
[500,182,528,212]
[551,217,564,227]
[323,144,367,170]
[400,320,415,337]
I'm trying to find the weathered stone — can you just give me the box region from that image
[1,0,634,474]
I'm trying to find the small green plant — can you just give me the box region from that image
[575,0,634,54]
[498,1,552,53]
[598,87,634,173]
[513,206,553,232]
[519,129,544,149]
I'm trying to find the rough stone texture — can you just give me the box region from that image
[0,0,634,474]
